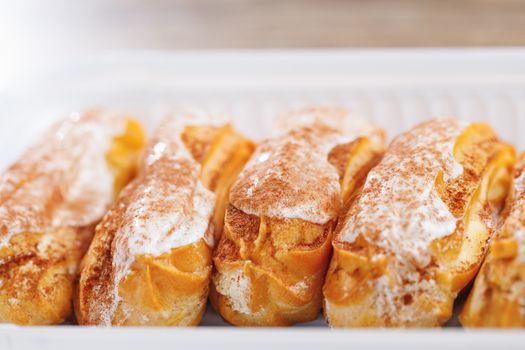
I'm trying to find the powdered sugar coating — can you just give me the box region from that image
[112,116,216,269]
[339,118,468,268]
[213,267,252,315]
[102,114,217,325]
[367,271,448,325]
[0,111,127,247]
[230,107,381,224]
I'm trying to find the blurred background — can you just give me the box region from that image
[1,0,524,166]
[1,0,525,88]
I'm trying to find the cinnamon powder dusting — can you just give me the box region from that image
[0,111,130,323]
[0,111,127,247]
[84,113,216,325]
[229,107,381,224]
[338,118,468,267]
[325,118,515,326]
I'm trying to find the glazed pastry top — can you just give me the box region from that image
[229,107,382,224]
[0,111,128,248]
[111,113,215,275]
[85,113,217,324]
[337,118,469,268]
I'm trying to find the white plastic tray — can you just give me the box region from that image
[1,48,525,349]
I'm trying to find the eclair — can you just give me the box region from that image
[323,118,515,327]
[211,107,385,326]
[75,113,255,326]
[460,153,525,327]
[0,111,145,325]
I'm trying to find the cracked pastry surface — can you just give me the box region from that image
[75,113,255,326]
[211,107,385,326]
[0,111,145,325]
[323,118,515,327]
[460,153,525,328]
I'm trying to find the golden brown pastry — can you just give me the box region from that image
[75,113,255,326]
[211,107,385,326]
[0,111,145,325]
[323,118,515,327]
[460,153,525,327]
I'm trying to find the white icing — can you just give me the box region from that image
[213,267,252,315]
[370,270,447,325]
[231,107,381,224]
[0,111,127,248]
[516,230,525,263]
[113,179,215,280]
[238,137,342,224]
[146,142,168,165]
[36,234,54,256]
[289,280,309,294]
[339,118,468,268]
[104,114,217,325]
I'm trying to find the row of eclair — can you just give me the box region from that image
[0,108,523,328]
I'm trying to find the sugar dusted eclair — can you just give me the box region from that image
[75,113,255,326]
[0,111,145,325]
[323,118,515,327]
[211,107,385,326]
[460,153,525,327]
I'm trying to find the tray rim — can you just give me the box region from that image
[2,48,525,348]
[1,326,525,350]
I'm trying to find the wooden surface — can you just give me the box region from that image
[2,0,525,49]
